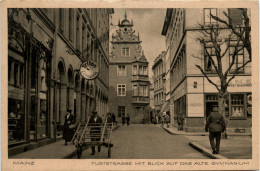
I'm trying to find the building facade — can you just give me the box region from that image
[162,8,251,133]
[8,8,113,156]
[152,51,166,117]
[109,13,150,124]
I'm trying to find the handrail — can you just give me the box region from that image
[79,115,91,143]
[100,116,108,143]
[71,122,81,143]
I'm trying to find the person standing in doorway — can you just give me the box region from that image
[122,115,126,126]
[126,114,130,126]
[205,108,226,154]
[89,111,103,155]
[63,109,74,145]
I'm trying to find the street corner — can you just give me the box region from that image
[189,141,227,159]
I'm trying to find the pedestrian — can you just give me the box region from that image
[165,114,170,128]
[122,115,126,126]
[161,115,165,127]
[177,113,184,131]
[111,113,117,126]
[155,115,159,124]
[107,113,113,128]
[63,109,75,145]
[205,107,226,154]
[89,110,103,155]
[126,114,130,126]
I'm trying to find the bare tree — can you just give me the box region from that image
[195,9,251,138]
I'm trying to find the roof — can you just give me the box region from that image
[161,9,173,36]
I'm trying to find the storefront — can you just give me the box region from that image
[171,76,252,133]
[8,13,53,147]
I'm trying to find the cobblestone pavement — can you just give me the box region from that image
[74,124,208,159]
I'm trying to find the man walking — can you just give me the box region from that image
[205,107,226,154]
[89,111,103,155]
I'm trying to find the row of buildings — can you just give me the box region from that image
[153,8,252,133]
[8,8,113,156]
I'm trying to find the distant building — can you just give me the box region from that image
[162,8,251,133]
[109,12,150,123]
[8,8,113,156]
[152,51,166,117]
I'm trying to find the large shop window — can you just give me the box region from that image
[231,94,245,118]
[174,95,186,117]
[8,98,25,145]
[246,93,252,117]
[118,106,125,117]
[117,84,126,96]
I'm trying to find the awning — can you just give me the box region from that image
[160,101,170,114]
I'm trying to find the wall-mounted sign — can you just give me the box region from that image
[80,60,99,80]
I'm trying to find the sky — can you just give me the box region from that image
[110,8,167,78]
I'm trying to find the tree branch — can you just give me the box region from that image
[195,64,220,92]
[226,59,251,86]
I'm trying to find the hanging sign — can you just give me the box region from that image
[80,60,99,80]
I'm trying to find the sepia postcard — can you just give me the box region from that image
[1,0,259,170]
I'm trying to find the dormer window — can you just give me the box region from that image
[122,47,130,56]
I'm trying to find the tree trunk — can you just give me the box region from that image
[218,92,228,139]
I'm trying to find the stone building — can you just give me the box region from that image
[109,12,150,123]
[152,51,166,117]
[8,8,113,156]
[162,8,251,133]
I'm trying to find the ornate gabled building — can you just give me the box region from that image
[109,12,150,123]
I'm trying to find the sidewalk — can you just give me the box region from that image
[10,125,120,159]
[160,125,252,159]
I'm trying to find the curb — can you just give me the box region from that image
[65,125,120,158]
[189,141,227,159]
[160,125,251,136]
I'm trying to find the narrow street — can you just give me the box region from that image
[73,124,208,159]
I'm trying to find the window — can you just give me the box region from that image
[139,66,147,75]
[229,45,244,73]
[228,9,243,26]
[139,66,143,75]
[76,15,80,49]
[122,47,130,56]
[117,84,126,96]
[132,84,138,96]
[204,8,217,24]
[118,106,125,117]
[205,47,217,72]
[133,65,137,75]
[231,94,245,117]
[139,85,148,96]
[14,63,19,87]
[117,65,126,76]
[82,24,86,53]
[59,9,64,31]
[69,9,73,41]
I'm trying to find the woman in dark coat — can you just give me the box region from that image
[122,116,126,126]
[126,114,130,126]
[63,110,74,145]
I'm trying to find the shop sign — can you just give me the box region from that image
[80,60,99,80]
